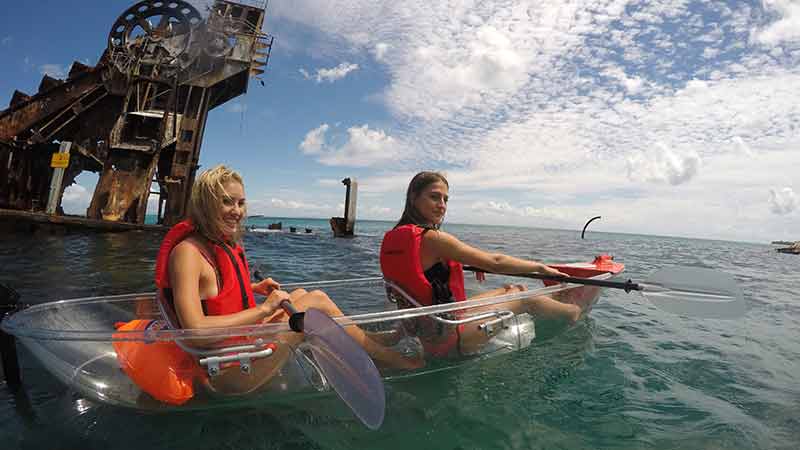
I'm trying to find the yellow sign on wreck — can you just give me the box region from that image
[51,153,69,168]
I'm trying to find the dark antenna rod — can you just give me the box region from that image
[581,216,601,239]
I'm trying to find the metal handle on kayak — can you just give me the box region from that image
[427,309,513,325]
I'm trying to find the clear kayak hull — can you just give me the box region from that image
[1,257,623,412]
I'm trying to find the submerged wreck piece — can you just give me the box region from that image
[0,0,274,231]
[776,242,800,254]
[330,177,358,237]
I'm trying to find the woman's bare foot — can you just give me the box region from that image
[366,329,403,346]
[372,349,425,371]
[564,303,582,325]
[397,354,426,371]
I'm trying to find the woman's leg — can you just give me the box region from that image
[455,286,519,354]
[204,336,297,396]
[207,289,313,395]
[456,285,581,355]
[471,284,581,323]
[525,294,582,323]
[277,289,423,370]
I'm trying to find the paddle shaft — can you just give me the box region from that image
[463,266,642,293]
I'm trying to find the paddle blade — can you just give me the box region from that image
[303,308,386,430]
[641,267,745,319]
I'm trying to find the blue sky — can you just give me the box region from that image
[1,0,798,243]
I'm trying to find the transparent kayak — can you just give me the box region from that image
[1,257,623,412]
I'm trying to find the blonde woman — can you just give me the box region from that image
[155,165,420,394]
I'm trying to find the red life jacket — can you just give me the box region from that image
[380,224,466,305]
[154,220,256,323]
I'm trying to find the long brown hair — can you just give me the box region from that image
[395,171,449,229]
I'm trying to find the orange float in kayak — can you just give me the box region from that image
[112,319,203,405]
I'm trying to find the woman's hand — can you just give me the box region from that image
[260,289,291,316]
[539,264,569,278]
[253,277,280,296]
[475,270,486,283]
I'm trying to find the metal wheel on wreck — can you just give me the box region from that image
[107,0,204,72]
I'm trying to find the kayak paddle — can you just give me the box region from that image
[280,300,385,430]
[464,266,745,319]
[253,268,385,429]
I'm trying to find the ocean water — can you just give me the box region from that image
[0,218,798,450]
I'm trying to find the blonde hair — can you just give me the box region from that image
[187,165,246,243]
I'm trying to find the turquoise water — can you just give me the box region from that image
[1,219,798,449]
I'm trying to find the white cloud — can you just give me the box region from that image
[360,204,394,218]
[270,198,330,210]
[472,200,515,215]
[602,66,646,94]
[702,47,721,59]
[470,200,564,220]
[61,184,91,215]
[39,63,67,79]
[386,23,531,122]
[299,124,398,167]
[249,197,338,218]
[754,0,800,45]
[374,42,389,61]
[321,125,398,167]
[62,183,89,203]
[299,62,359,83]
[300,124,330,154]
[731,136,755,157]
[626,144,701,186]
[769,187,797,215]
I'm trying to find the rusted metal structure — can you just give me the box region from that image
[0,0,272,230]
[776,242,800,254]
[330,177,358,237]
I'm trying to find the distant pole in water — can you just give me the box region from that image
[330,178,358,237]
[581,216,601,239]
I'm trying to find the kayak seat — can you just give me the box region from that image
[155,289,277,377]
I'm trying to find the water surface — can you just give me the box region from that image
[1,219,797,449]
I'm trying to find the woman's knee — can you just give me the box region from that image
[309,289,328,297]
[289,288,308,300]
[502,284,527,294]
[298,289,340,312]
[305,289,333,304]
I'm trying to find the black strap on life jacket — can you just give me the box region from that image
[217,242,252,311]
